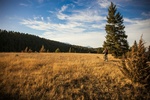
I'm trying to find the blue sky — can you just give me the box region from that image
[0,0,150,48]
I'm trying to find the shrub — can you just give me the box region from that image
[120,36,150,87]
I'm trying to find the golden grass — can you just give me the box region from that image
[0,53,149,100]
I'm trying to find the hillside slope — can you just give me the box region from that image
[0,29,97,53]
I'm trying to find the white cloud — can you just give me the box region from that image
[41,17,44,21]
[20,18,85,33]
[142,12,150,17]
[47,17,51,22]
[60,5,68,12]
[57,5,70,20]
[48,10,54,14]
[57,12,69,20]
[69,11,105,22]
[97,0,110,8]
[32,16,44,21]
[124,18,150,47]
[20,3,29,7]
[91,23,106,29]
[38,0,44,3]
[42,31,105,47]
[57,7,106,23]
[73,0,88,6]
[124,18,137,24]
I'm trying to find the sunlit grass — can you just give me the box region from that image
[0,53,149,100]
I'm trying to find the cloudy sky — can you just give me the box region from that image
[0,0,150,48]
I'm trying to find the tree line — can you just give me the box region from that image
[0,29,101,53]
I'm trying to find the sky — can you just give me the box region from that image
[0,0,150,48]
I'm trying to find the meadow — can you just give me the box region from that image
[0,53,149,100]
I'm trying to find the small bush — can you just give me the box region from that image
[120,36,150,87]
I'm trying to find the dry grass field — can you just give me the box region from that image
[0,53,149,100]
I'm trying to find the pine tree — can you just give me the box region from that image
[120,36,150,86]
[24,47,28,52]
[132,40,138,52]
[69,47,72,53]
[69,47,75,53]
[127,40,138,58]
[39,45,45,52]
[103,2,129,57]
[55,48,60,53]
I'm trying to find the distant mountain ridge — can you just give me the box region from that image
[0,29,99,53]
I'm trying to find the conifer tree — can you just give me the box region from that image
[69,47,72,53]
[39,45,45,52]
[120,36,150,86]
[132,40,138,52]
[55,48,60,53]
[24,47,28,52]
[69,47,75,53]
[103,2,129,57]
[127,40,138,58]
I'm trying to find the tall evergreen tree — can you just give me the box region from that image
[103,2,129,57]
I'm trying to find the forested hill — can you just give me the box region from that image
[0,29,99,53]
